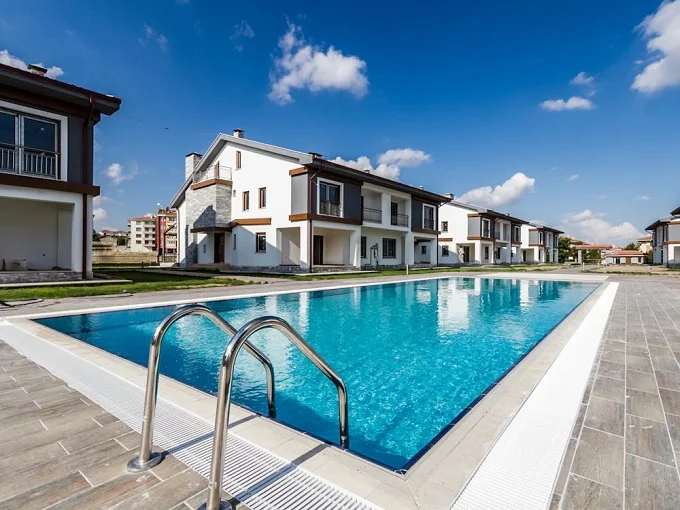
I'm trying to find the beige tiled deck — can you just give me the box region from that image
[552,280,680,509]
[0,341,243,509]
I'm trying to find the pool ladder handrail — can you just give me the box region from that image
[201,315,349,510]
[127,304,276,472]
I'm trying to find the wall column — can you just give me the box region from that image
[405,232,415,265]
[429,238,437,265]
[349,228,361,268]
[299,222,310,270]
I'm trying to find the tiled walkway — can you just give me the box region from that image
[0,341,242,509]
[552,281,680,509]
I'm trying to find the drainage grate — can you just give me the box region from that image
[0,323,379,510]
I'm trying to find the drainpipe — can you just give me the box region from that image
[307,161,321,273]
[81,95,96,279]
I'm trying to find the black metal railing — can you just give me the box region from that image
[319,201,342,217]
[391,213,409,227]
[362,207,381,223]
[423,218,435,230]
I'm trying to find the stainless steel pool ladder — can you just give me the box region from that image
[201,315,349,510]
[127,304,276,472]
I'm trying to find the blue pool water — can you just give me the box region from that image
[38,277,596,470]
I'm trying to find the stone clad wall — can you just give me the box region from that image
[184,183,232,266]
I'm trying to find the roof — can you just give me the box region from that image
[528,222,564,234]
[443,199,529,224]
[128,216,156,222]
[0,63,121,116]
[646,215,673,231]
[606,250,645,257]
[171,133,451,207]
[574,244,613,250]
[672,206,680,216]
[637,235,653,242]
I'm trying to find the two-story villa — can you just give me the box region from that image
[0,63,120,283]
[646,205,680,265]
[520,223,563,263]
[438,199,528,265]
[170,130,449,271]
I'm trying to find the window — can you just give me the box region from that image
[256,232,266,252]
[496,247,501,259]
[484,246,490,260]
[421,244,427,255]
[318,181,342,216]
[441,221,448,232]
[423,205,435,230]
[258,187,266,208]
[0,110,58,177]
[513,225,521,242]
[539,231,544,244]
[236,150,242,169]
[361,236,367,258]
[242,191,250,211]
[482,218,491,238]
[442,245,450,257]
[233,233,237,250]
[203,244,207,254]
[382,238,397,258]
[136,240,142,244]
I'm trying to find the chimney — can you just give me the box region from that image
[28,64,47,77]
[185,152,202,180]
[444,193,454,199]
[308,152,323,159]
[418,185,424,190]
[233,128,244,138]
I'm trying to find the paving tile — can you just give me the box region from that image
[49,472,159,509]
[656,370,680,392]
[0,441,67,474]
[0,420,45,443]
[93,412,120,426]
[627,388,666,422]
[591,376,625,404]
[601,349,625,364]
[0,472,90,510]
[598,361,625,380]
[115,430,142,451]
[0,387,26,405]
[626,345,650,357]
[561,474,623,510]
[584,397,624,436]
[0,396,89,430]
[570,427,624,490]
[659,388,680,416]
[626,370,658,394]
[666,413,680,455]
[150,453,191,481]
[40,404,107,429]
[0,414,99,457]
[78,449,134,486]
[110,468,207,509]
[625,454,680,510]
[649,345,675,358]
[572,404,587,439]
[604,340,625,353]
[627,355,654,374]
[626,414,676,466]
[651,355,680,373]
[59,420,131,454]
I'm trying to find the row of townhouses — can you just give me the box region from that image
[647,205,680,265]
[170,130,562,272]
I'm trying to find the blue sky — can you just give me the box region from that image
[1,0,679,244]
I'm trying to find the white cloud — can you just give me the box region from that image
[0,49,63,79]
[268,23,368,105]
[567,174,580,182]
[93,196,108,228]
[570,71,594,86]
[636,194,651,201]
[632,0,680,93]
[230,21,255,52]
[105,163,135,186]
[142,24,168,51]
[458,172,536,209]
[539,96,595,111]
[331,148,430,181]
[561,209,643,244]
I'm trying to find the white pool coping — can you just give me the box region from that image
[0,274,613,509]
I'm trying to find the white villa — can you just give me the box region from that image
[437,199,562,265]
[0,63,120,283]
[647,205,680,266]
[170,130,449,272]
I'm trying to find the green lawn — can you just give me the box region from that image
[0,271,249,302]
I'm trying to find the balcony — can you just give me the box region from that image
[362,207,382,224]
[391,213,409,227]
[194,163,232,182]
[319,201,342,217]
[0,143,58,179]
[423,218,435,230]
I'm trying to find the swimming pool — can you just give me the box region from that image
[37,277,597,470]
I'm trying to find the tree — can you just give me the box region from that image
[623,242,640,251]
[92,230,101,242]
[586,249,601,262]
[116,236,128,246]
[558,237,574,263]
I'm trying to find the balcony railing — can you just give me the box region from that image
[194,163,232,183]
[319,201,342,217]
[362,207,382,223]
[482,228,491,238]
[0,143,58,179]
[423,218,435,230]
[391,213,409,227]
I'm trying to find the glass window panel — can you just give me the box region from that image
[0,112,16,145]
[328,184,341,204]
[24,117,56,152]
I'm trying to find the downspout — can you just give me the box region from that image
[82,95,96,279]
[307,161,321,273]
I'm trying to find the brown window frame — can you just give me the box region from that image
[258,187,266,208]
[255,232,266,253]
[242,190,249,211]
[236,150,242,169]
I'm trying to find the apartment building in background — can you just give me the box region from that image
[156,208,177,259]
[128,215,156,252]
[0,63,120,283]
[171,130,450,271]
[647,205,680,265]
